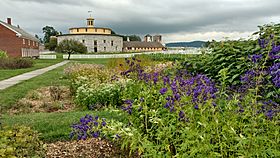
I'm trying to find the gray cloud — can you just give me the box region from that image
[1,0,280,42]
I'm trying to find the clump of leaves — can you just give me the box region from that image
[0,126,46,157]
[49,85,63,101]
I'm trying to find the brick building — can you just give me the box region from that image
[0,18,39,57]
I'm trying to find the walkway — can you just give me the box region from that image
[0,61,69,90]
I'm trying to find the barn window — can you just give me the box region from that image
[23,39,25,44]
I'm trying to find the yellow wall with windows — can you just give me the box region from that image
[69,28,111,35]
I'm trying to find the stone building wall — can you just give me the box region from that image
[57,34,123,53]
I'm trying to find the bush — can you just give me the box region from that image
[45,37,57,51]
[70,57,279,157]
[65,63,125,109]
[0,58,33,69]
[0,50,8,59]
[0,126,46,157]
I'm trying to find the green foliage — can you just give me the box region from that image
[255,23,280,44]
[45,37,57,51]
[42,26,59,44]
[0,126,46,157]
[56,39,87,59]
[0,58,33,69]
[64,63,124,109]
[0,50,8,59]
[123,35,142,41]
[181,23,280,86]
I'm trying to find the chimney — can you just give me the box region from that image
[127,36,130,42]
[7,18,12,25]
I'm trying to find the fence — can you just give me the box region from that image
[39,55,57,59]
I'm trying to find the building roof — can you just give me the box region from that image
[123,41,165,48]
[0,20,39,42]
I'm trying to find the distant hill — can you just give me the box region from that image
[165,41,206,48]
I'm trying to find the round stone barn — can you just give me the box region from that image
[57,17,123,53]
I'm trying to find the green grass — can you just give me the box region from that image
[71,58,111,65]
[0,59,114,113]
[0,64,69,113]
[2,110,126,142]
[0,59,63,81]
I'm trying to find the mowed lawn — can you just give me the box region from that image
[2,110,126,142]
[0,59,63,81]
[0,58,111,113]
[1,58,123,143]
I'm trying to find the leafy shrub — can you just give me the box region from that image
[0,58,33,69]
[65,63,125,109]
[71,58,279,157]
[75,79,124,109]
[0,50,8,59]
[0,126,46,157]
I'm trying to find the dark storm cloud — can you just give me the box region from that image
[1,0,280,42]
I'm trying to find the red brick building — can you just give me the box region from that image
[0,18,39,57]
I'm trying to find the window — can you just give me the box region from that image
[94,40,97,46]
[103,29,106,33]
[111,41,114,46]
[82,40,85,43]
[116,46,118,50]
[103,40,106,43]
[77,28,79,32]
[23,39,25,45]
[85,28,88,32]
[104,47,106,51]
[33,41,35,46]
[28,40,30,46]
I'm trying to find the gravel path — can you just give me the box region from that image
[47,138,133,158]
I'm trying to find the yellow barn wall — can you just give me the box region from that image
[69,28,111,35]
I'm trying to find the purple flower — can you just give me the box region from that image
[164,102,171,108]
[94,121,98,127]
[258,38,269,48]
[92,131,100,138]
[269,63,280,88]
[124,99,133,105]
[249,54,263,63]
[174,93,181,101]
[179,110,185,119]
[194,105,199,110]
[160,88,168,95]
[116,134,121,139]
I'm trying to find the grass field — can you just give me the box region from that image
[2,109,126,142]
[0,59,112,113]
[0,59,63,81]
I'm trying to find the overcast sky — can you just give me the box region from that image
[1,0,280,43]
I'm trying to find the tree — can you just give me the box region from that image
[42,26,59,44]
[56,39,87,60]
[123,35,142,41]
[46,37,57,51]
[35,34,43,43]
